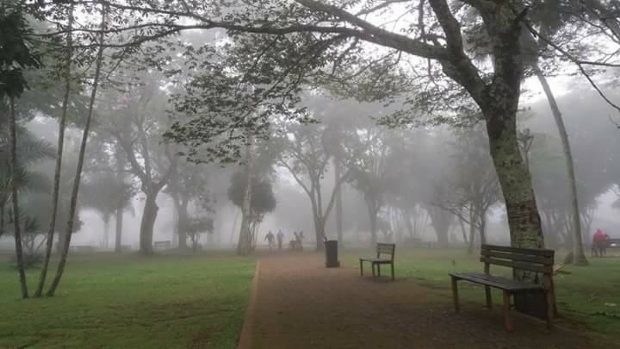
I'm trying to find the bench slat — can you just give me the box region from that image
[481,250,553,265]
[450,272,543,291]
[359,257,392,263]
[480,257,553,273]
[482,244,553,257]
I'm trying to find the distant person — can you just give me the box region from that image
[604,233,611,256]
[276,230,284,250]
[265,231,275,250]
[592,228,606,257]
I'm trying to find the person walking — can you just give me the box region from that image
[592,228,606,257]
[276,230,284,251]
[265,231,275,250]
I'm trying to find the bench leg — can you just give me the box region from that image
[550,278,558,317]
[360,260,363,277]
[377,264,381,276]
[390,263,395,281]
[451,276,460,313]
[546,290,554,329]
[485,285,492,309]
[503,290,513,332]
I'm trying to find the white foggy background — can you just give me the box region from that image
[1,73,619,251]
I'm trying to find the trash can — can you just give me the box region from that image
[324,240,340,268]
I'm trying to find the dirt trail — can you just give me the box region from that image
[238,253,599,349]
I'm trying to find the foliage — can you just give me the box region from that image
[9,251,42,270]
[227,170,276,222]
[0,1,42,99]
[80,172,135,224]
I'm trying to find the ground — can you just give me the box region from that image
[1,248,618,348]
[241,251,616,349]
[0,253,254,349]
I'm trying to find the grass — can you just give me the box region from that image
[0,252,255,349]
[2,247,618,348]
[342,248,620,336]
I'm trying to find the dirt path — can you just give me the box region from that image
[238,253,600,349]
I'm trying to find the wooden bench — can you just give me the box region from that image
[449,244,556,331]
[359,243,395,281]
[153,240,172,250]
[70,245,97,253]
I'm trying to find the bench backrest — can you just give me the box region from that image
[480,244,554,275]
[153,241,172,248]
[376,243,395,260]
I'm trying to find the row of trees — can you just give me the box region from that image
[3,0,620,298]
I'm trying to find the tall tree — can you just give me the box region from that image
[0,0,43,298]
[96,0,619,279]
[275,123,351,250]
[432,126,501,252]
[101,76,177,255]
[35,1,75,298]
[166,157,213,251]
[146,0,549,266]
[81,172,134,249]
[46,3,106,296]
[347,128,392,247]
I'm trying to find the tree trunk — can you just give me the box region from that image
[114,142,125,253]
[534,65,588,266]
[103,218,110,249]
[368,205,378,247]
[427,205,450,247]
[0,203,5,238]
[237,135,253,255]
[404,211,414,238]
[35,4,74,297]
[176,198,189,250]
[458,216,468,246]
[115,207,123,253]
[139,194,158,254]
[467,209,476,255]
[334,159,344,247]
[310,196,326,251]
[46,6,106,296]
[479,210,487,245]
[9,96,28,299]
[484,101,544,281]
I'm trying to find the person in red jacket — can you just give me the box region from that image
[592,229,606,257]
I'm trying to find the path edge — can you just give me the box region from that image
[236,260,260,349]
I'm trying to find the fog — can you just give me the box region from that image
[3,74,618,255]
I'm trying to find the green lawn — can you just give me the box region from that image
[0,253,255,349]
[342,248,620,335]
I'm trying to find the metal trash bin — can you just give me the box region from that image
[324,240,340,268]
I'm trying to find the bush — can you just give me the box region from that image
[10,252,43,270]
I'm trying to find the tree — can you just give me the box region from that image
[100,74,177,255]
[0,118,54,238]
[36,1,75,297]
[46,3,107,296]
[185,216,214,252]
[0,0,43,298]
[149,0,548,265]
[274,122,351,250]
[166,157,213,250]
[72,0,620,281]
[347,128,392,247]
[533,65,588,265]
[228,167,277,251]
[81,172,134,249]
[432,126,501,252]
